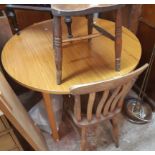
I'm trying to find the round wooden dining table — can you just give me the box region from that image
[1,17,141,141]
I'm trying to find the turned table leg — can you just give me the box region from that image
[65,16,73,38]
[53,16,62,85]
[42,93,59,141]
[115,8,122,71]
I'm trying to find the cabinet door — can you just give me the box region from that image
[0,72,48,151]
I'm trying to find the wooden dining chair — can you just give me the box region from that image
[66,64,148,150]
[51,4,125,84]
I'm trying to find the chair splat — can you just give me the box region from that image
[96,90,109,118]
[87,93,96,121]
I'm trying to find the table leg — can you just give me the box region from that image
[115,8,122,71]
[53,16,62,85]
[42,93,59,141]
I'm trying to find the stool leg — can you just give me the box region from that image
[42,93,59,141]
[115,8,122,71]
[53,16,62,84]
[64,16,73,38]
[87,14,93,42]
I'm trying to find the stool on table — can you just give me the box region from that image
[51,4,125,84]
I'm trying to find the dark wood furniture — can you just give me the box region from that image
[4,4,51,34]
[51,4,125,84]
[66,64,148,150]
[136,4,155,110]
[99,4,142,34]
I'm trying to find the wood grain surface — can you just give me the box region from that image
[0,72,48,150]
[2,17,141,94]
[51,4,115,12]
[51,4,123,16]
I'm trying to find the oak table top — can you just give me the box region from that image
[2,17,141,94]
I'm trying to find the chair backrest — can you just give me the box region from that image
[0,71,48,150]
[70,64,148,122]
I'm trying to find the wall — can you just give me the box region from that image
[136,4,155,108]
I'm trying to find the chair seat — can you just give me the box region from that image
[67,108,121,127]
[51,4,124,16]
[51,4,115,11]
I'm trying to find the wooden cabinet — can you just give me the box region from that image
[0,112,23,151]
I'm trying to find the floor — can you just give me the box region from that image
[42,112,155,151]
[26,90,155,151]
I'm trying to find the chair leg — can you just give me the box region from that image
[110,118,119,147]
[80,127,88,151]
[53,16,62,85]
[115,8,122,71]
[87,125,98,150]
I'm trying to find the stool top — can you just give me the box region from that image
[2,17,141,94]
[51,4,124,16]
